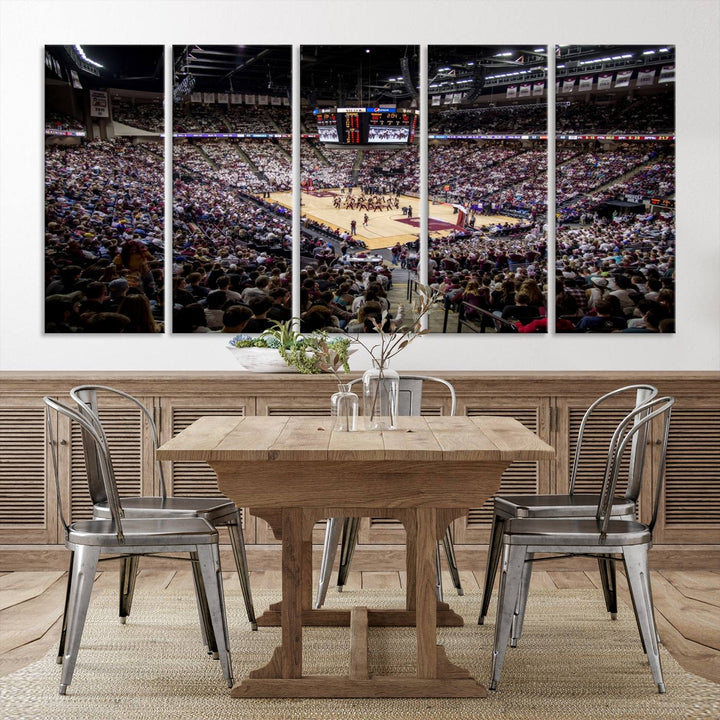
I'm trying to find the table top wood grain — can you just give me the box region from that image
[156,415,555,464]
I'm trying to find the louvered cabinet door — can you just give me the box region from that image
[0,395,57,543]
[160,396,255,543]
[452,397,552,544]
[68,395,154,522]
[652,400,720,543]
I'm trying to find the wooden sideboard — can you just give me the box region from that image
[1,371,718,570]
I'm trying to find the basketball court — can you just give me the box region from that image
[267,188,522,251]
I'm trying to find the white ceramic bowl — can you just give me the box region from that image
[227,346,298,373]
[228,345,356,373]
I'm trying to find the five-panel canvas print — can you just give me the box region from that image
[45,44,675,334]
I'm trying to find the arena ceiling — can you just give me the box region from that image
[173,45,292,96]
[45,45,164,92]
[300,45,420,105]
[48,44,674,102]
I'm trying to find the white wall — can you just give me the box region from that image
[1,0,718,372]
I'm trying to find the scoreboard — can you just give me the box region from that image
[368,110,416,143]
[344,112,361,144]
[316,111,339,143]
[314,107,417,145]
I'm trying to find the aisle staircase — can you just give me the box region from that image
[196,145,218,170]
[233,143,260,173]
[592,158,658,194]
[351,149,364,184]
[309,142,331,166]
[275,140,291,162]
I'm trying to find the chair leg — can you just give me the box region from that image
[510,551,534,647]
[337,517,361,591]
[489,543,527,692]
[57,551,75,664]
[597,554,618,619]
[441,526,464,596]
[118,555,139,624]
[315,517,343,609]
[619,558,662,655]
[435,542,444,602]
[226,510,257,630]
[197,544,234,688]
[479,512,506,624]
[191,551,217,656]
[59,544,100,695]
[623,544,665,694]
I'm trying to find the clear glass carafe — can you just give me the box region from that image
[331,383,359,432]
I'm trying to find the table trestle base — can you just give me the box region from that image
[255,604,464,627]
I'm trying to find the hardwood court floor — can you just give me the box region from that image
[1,569,718,685]
[270,189,522,251]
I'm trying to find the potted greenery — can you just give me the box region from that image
[228,320,353,374]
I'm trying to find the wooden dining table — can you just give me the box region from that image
[156,414,554,698]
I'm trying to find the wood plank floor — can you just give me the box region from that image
[1,569,718,685]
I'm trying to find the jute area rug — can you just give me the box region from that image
[1,585,718,720]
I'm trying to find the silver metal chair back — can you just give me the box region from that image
[71,385,167,501]
[570,384,657,500]
[45,396,126,539]
[569,384,657,500]
[347,374,457,417]
[596,395,674,534]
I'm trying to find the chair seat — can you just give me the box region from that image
[496,493,635,519]
[94,496,236,521]
[68,517,218,547]
[505,517,652,547]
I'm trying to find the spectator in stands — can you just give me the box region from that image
[186,272,210,302]
[173,303,212,333]
[267,287,292,322]
[106,278,129,312]
[241,275,271,304]
[84,312,131,333]
[610,274,639,316]
[622,307,662,333]
[79,282,108,315]
[501,292,541,324]
[576,299,627,332]
[221,305,253,333]
[586,276,611,310]
[45,293,82,333]
[117,293,161,333]
[301,305,341,333]
[243,296,275,333]
[204,290,228,331]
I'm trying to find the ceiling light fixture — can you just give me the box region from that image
[74,45,103,68]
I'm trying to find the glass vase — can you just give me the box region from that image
[331,383,359,432]
[362,365,400,430]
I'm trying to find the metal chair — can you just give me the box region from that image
[44,396,233,695]
[489,395,674,694]
[478,384,658,626]
[315,374,462,609]
[61,386,257,647]
[64,385,256,638]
